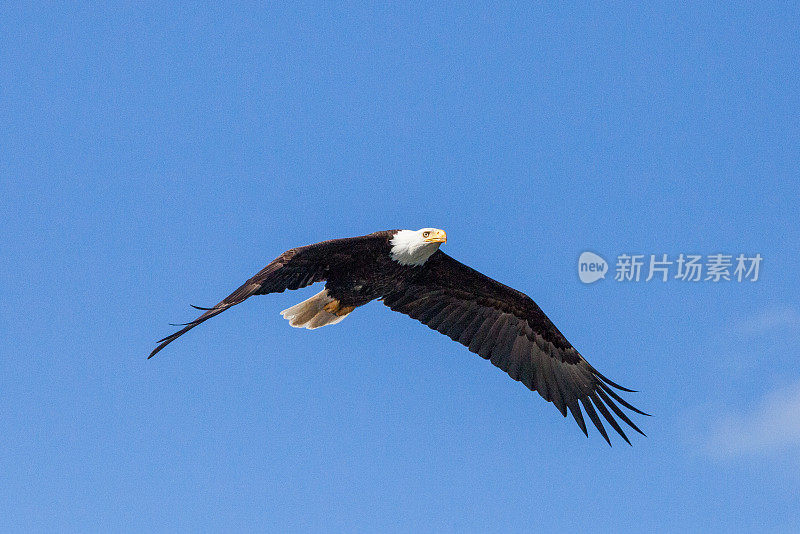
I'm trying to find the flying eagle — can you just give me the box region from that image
[150,228,647,444]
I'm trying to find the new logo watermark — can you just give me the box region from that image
[578,252,608,284]
[578,252,762,284]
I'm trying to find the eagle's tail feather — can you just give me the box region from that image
[280,289,353,329]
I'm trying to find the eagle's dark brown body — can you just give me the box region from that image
[319,231,416,308]
[150,229,647,445]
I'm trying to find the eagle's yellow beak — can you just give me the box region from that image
[424,229,447,244]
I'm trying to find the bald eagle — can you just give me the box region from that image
[150,228,647,444]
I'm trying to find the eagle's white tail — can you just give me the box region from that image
[279,289,354,329]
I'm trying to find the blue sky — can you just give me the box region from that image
[2,2,799,532]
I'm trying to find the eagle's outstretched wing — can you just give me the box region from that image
[382,250,648,445]
[148,233,388,359]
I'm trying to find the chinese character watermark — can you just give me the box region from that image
[579,252,762,284]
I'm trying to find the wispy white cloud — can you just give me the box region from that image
[739,304,800,334]
[705,381,800,458]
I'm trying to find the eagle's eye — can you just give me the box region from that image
[422,231,430,238]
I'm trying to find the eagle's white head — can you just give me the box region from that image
[390,228,447,266]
